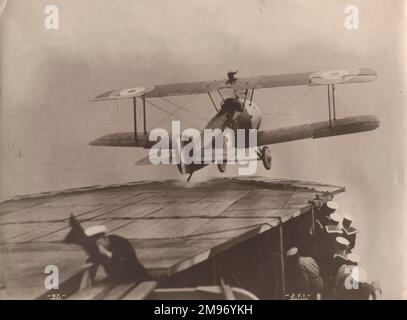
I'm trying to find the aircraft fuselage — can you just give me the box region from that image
[177,98,263,176]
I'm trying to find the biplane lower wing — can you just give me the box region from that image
[256,114,380,146]
[90,132,153,148]
[90,115,379,152]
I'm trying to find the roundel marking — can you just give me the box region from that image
[310,69,358,85]
[108,87,154,99]
[118,87,148,97]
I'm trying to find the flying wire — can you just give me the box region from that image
[146,99,197,128]
[160,96,208,122]
[256,90,318,121]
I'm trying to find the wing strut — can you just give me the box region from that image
[327,84,337,127]
[133,97,147,140]
[332,85,337,120]
[217,89,225,102]
[143,97,147,134]
[208,93,219,112]
[243,89,249,108]
[133,98,137,141]
[249,89,255,106]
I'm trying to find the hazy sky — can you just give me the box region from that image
[0,0,406,298]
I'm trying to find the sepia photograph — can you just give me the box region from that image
[0,0,405,304]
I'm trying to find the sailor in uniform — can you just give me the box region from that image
[325,212,343,237]
[332,237,351,267]
[333,259,375,300]
[328,236,351,290]
[341,214,358,250]
[285,247,324,298]
[317,200,339,227]
[334,253,360,295]
[316,212,343,277]
[84,225,152,284]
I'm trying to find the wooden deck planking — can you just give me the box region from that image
[196,190,250,202]
[141,190,213,204]
[112,218,218,240]
[1,243,86,299]
[221,208,294,218]
[95,203,164,219]
[122,281,157,300]
[134,239,224,271]
[0,191,156,224]
[33,219,134,242]
[0,198,48,217]
[1,222,67,243]
[192,218,275,239]
[227,190,295,211]
[102,282,138,300]
[0,177,345,299]
[144,202,213,218]
[68,284,115,300]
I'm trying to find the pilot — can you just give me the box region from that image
[285,247,324,297]
[84,225,152,284]
[227,70,238,84]
[341,214,358,250]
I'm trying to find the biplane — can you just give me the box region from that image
[90,68,380,180]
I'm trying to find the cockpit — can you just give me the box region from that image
[220,98,243,112]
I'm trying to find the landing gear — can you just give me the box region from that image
[217,163,227,173]
[260,146,272,170]
[217,134,229,173]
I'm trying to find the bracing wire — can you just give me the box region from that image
[257,90,318,121]
[161,96,208,122]
[146,99,197,128]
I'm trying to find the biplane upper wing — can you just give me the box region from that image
[91,68,377,101]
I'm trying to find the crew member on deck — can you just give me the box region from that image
[325,213,343,236]
[84,225,152,284]
[330,237,351,278]
[319,213,343,267]
[325,213,344,252]
[333,259,375,300]
[285,247,324,297]
[317,200,339,227]
[341,214,358,250]
[334,253,360,295]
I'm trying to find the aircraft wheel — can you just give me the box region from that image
[218,163,227,173]
[217,133,230,173]
[261,146,272,170]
